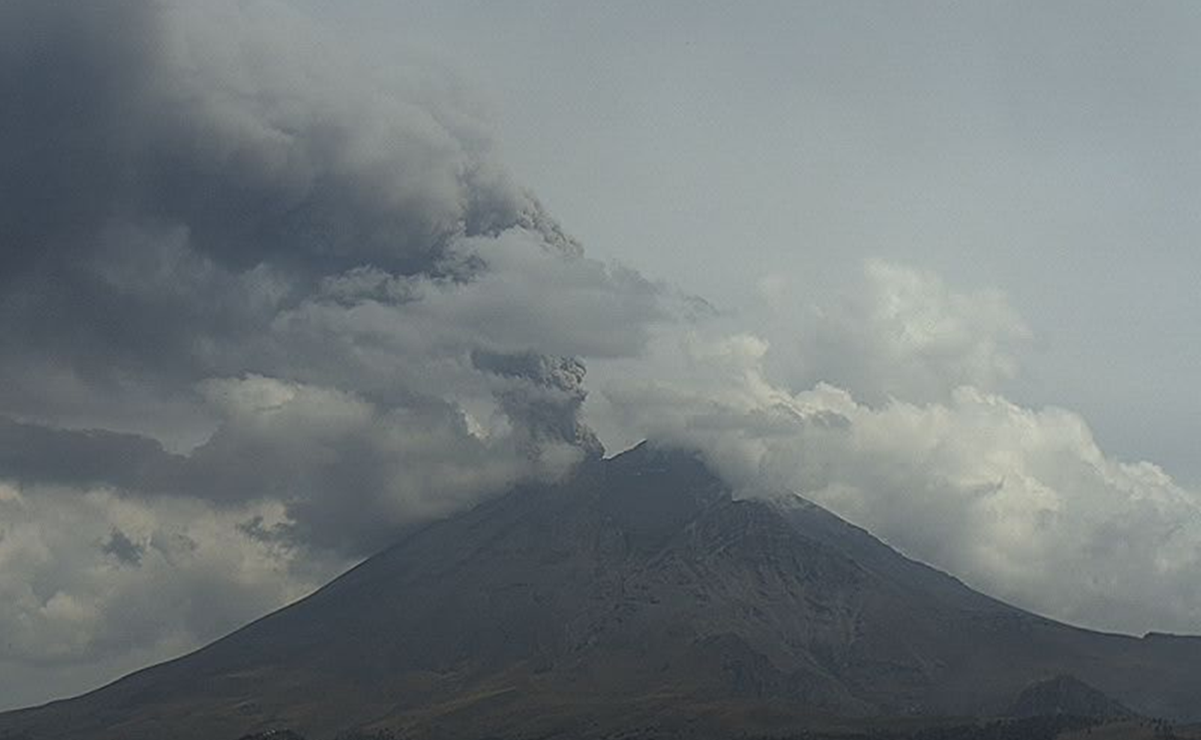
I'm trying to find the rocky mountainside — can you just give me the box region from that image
[1006,675,1134,720]
[2,443,1200,740]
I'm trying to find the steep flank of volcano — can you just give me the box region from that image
[2,443,1200,740]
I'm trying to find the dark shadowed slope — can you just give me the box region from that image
[1006,674,1135,720]
[2,442,1200,740]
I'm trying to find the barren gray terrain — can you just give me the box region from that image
[2,443,1199,740]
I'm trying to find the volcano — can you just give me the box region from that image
[2,442,1200,739]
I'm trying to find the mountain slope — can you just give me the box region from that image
[2,442,1200,740]
[1006,675,1135,720]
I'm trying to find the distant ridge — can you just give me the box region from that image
[1007,675,1135,720]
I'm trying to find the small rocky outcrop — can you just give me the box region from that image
[1006,674,1135,719]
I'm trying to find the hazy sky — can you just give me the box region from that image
[307,0,1201,487]
[3,0,1201,712]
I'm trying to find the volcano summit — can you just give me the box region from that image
[2,443,1200,739]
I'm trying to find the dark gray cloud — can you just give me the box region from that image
[102,529,146,567]
[472,349,603,458]
[0,0,654,486]
[0,0,600,417]
[0,416,181,492]
[0,0,667,709]
[0,0,557,277]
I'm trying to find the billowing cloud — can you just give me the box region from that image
[600,261,1201,637]
[0,0,653,426]
[189,374,585,554]
[0,0,665,710]
[760,260,1031,405]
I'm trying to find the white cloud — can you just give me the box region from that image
[599,264,1201,636]
[0,479,341,708]
[766,259,1031,405]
